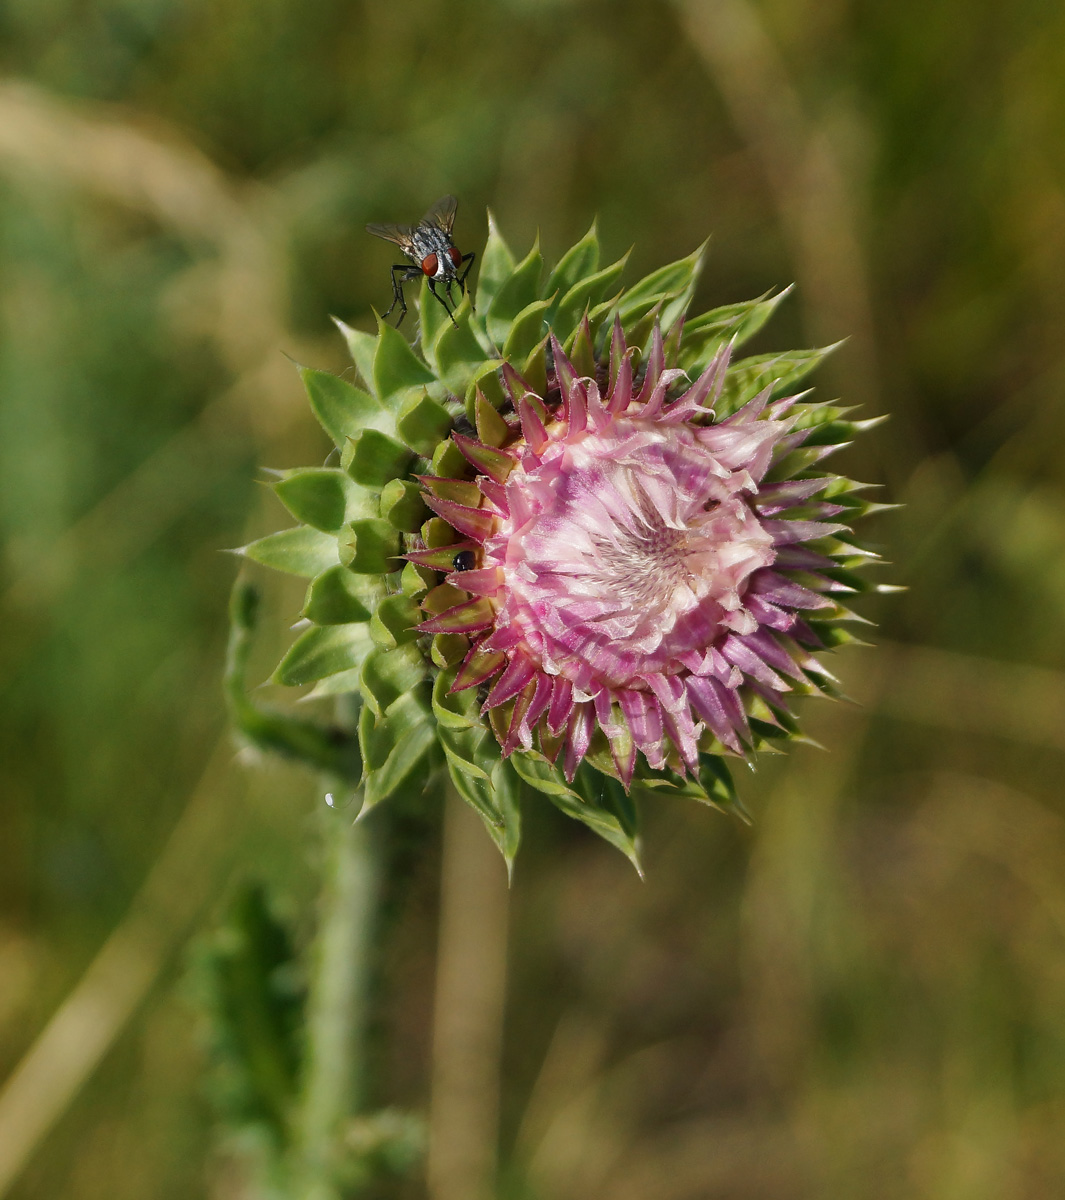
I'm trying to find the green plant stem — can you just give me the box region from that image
[427,786,509,1200]
[295,798,384,1200]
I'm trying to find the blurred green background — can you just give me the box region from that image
[3,0,1065,1196]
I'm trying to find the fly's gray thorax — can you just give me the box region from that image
[411,227,456,277]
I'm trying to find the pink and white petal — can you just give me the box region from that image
[547,676,574,736]
[618,689,667,769]
[686,675,747,751]
[563,703,595,781]
[484,653,538,710]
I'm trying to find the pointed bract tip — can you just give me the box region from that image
[758,283,795,316]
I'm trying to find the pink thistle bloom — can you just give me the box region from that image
[239,218,888,862]
[416,323,846,787]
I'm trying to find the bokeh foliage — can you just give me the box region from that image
[3,0,1065,1196]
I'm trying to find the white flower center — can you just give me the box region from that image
[486,417,777,689]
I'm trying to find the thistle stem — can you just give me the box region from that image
[427,786,510,1200]
[295,798,384,1200]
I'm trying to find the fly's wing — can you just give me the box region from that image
[366,222,417,256]
[421,195,458,235]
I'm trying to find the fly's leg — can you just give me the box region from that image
[458,252,476,311]
[385,264,421,326]
[428,278,457,325]
[440,253,477,318]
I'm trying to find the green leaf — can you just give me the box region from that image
[545,220,600,298]
[395,391,453,458]
[509,752,641,871]
[273,622,374,687]
[430,437,468,479]
[699,755,747,819]
[475,210,516,312]
[358,697,390,771]
[300,366,388,444]
[555,785,640,871]
[401,560,434,597]
[718,344,840,414]
[440,726,495,783]
[502,298,552,363]
[461,358,507,408]
[565,312,596,374]
[573,763,641,859]
[662,288,698,335]
[520,336,549,396]
[488,761,522,874]
[380,478,431,532]
[486,238,543,344]
[302,565,378,625]
[430,634,468,669]
[359,688,429,762]
[626,299,666,358]
[225,582,362,778]
[344,429,414,489]
[369,593,421,649]
[766,444,839,482]
[431,668,482,730]
[442,748,522,871]
[436,704,503,782]
[359,644,427,717]
[273,468,365,533]
[587,291,624,346]
[799,417,864,448]
[373,320,436,402]
[617,241,707,325]
[419,275,453,364]
[433,313,488,393]
[629,764,702,797]
[445,748,499,817]
[364,721,438,810]
[508,748,580,800]
[338,518,401,574]
[585,762,640,837]
[242,526,339,578]
[361,693,438,810]
[679,288,792,369]
[332,317,379,395]
[551,253,629,343]
[805,621,865,649]
[304,667,364,698]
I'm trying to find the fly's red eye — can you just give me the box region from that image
[448,246,463,268]
[421,253,438,276]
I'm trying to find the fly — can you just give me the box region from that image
[366,195,475,328]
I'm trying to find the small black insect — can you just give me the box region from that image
[366,195,475,328]
[452,549,477,572]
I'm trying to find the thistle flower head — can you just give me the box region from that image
[235,215,888,869]
[417,324,846,788]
